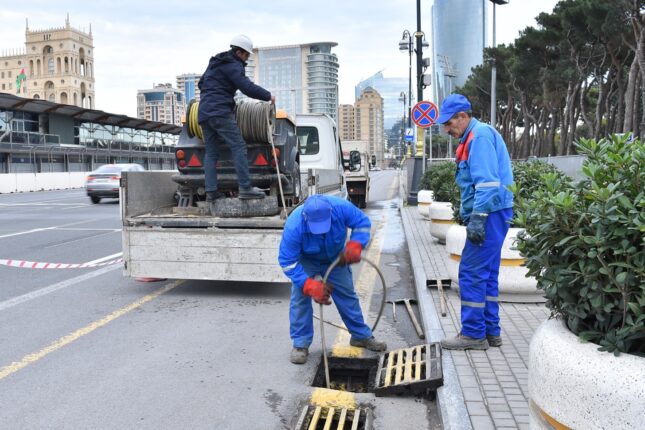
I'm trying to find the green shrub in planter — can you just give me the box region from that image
[516,135,645,356]
[509,160,571,227]
[419,161,459,203]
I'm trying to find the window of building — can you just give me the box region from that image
[48,58,54,74]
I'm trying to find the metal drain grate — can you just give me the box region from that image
[373,343,443,396]
[295,405,372,430]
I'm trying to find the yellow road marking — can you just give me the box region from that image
[0,280,183,381]
[330,178,396,357]
[310,388,357,409]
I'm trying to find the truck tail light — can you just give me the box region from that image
[178,160,187,168]
[176,150,185,160]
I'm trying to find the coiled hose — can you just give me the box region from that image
[318,255,387,389]
[187,99,275,144]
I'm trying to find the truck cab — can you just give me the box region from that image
[296,113,347,199]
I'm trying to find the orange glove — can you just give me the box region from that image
[339,240,363,265]
[303,278,332,305]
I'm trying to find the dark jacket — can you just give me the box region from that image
[197,49,271,122]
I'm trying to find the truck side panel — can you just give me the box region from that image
[123,227,287,282]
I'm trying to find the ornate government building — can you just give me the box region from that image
[0,16,95,108]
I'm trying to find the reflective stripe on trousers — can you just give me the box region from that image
[458,208,512,338]
[289,259,372,348]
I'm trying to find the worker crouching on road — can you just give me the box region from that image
[279,195,387,364]
[438,94,514,351]
[198,34,275,201]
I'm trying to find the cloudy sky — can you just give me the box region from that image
[0,0,559,117]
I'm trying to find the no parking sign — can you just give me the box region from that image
[412,101,439,128]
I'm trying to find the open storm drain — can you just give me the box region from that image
[311,356,378,393]
[374,343,443,396]
[294,405,373,430]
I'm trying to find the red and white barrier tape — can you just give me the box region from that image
[0,258,123,269]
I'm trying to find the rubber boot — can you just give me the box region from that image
[290,347,309,364]
[487,335,502,347]
[349,336,387,352]
[238,186,265,200]
[440,334,489,350]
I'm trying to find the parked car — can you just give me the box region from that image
[85,164,144,204]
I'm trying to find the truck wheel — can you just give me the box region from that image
[90,196,101,204]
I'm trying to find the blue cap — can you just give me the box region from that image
[437,94,472,124]
[303,195,332,234]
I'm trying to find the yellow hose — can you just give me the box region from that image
[188,101,203,141]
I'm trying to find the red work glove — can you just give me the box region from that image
[339,240,363,265]
[303,278,332,305]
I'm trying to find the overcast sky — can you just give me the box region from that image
[0,0,559,117]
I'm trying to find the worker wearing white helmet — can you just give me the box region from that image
[198,34,276,201]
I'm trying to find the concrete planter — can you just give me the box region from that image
[445,226,543,303]
[417,190,434,219]
[428,202,455,244]
[529,318,645,429]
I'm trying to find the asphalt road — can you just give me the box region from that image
[0,170,441,429]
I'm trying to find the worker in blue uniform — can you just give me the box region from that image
[279,195,387,364]
[438,94,514,350]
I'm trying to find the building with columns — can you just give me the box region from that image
[0,16,95,108]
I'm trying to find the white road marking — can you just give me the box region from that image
[84,252,122,265]
[0,219,101,239]
[0,264,120,312]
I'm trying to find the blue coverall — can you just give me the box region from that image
[278,196,373,349]
[456,118,514,339]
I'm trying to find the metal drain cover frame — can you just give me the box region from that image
[294,404,373,430]
[373,343,443,396]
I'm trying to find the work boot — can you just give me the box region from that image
[440,334,489,350]
[349,336,387,352]
[290,347,309,364]
[238,186,265,200]
[487,335,502,347]
[206,191,224,202]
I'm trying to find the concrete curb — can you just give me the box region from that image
[398,172,472,430]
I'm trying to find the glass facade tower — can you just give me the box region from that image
[432,0,487,103]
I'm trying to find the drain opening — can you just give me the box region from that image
[311,356,378,393]
[294,404,373,430]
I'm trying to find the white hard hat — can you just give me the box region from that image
[230,34,253,54]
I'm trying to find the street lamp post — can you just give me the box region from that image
[399,0,430,204]
[399,91,407,160]
[399,30,413,155]
[489,0,509,129]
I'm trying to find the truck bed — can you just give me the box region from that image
[121,171,289,283]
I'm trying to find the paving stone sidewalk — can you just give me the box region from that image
[401,206,549,430]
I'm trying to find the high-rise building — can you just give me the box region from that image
[176,73,202,104]
[246,42,339,122]
[0,16,95,108]
[354,71,408,129]
[338,104,355,141]
[137,83,185,126]
[431,0,488,103]
[355,87,384,167]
